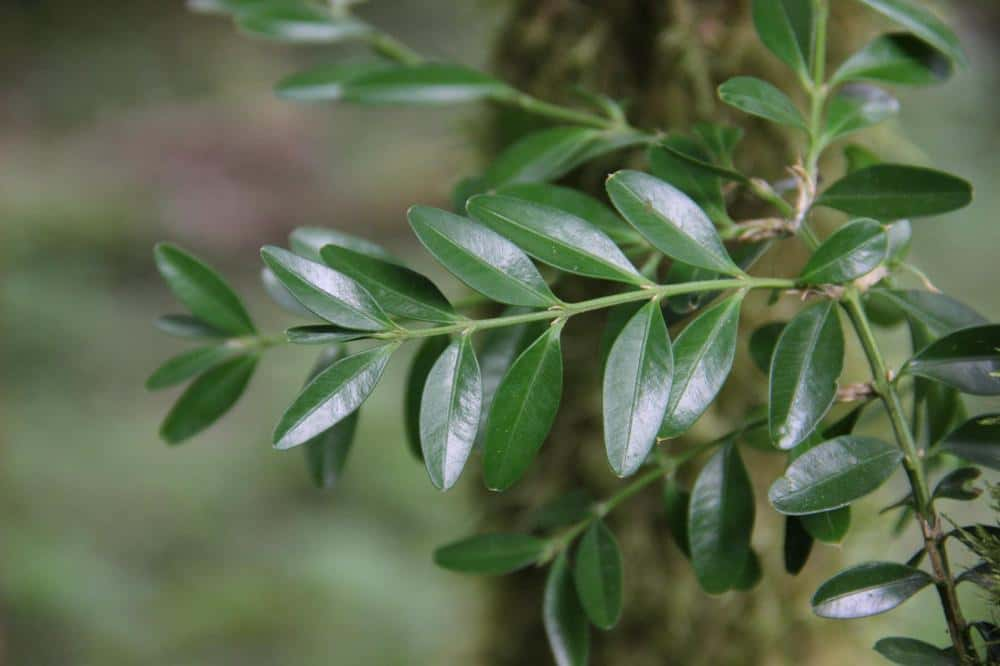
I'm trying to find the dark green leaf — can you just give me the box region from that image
[940,414,1000,471]
[285,325,370,345]
[880,290,986,337]
[320,244,457,323]
[784,516,814,575]
[932,466,981,502]
[483,325,564,491]
[662,479,691,558]
[752,0,814,78]
[289,226,398,264]
[260,246,392,331]
[655,140,749,184]
[769,436,902,514]
[420,335,482,490]
[273,344,396,450]
[528,490,594,531]
[478,126,603,189]
[718,76,806,129]
[816,165,972,220]
[154,314,227,339]
[689,443,755,594]
[802,507,851,544]
[407,206,559,308]
[856,0,967,68]
[832,33,952,87]
[573,520,623,630]
[660,293,742,438]
[302,347,359,490]
[160,356,257,444]
[154,243,255,335]
[749,321,786,374]
[467,194,646,286]
[844,144,882,173]
[604,301,673,477]
[238,6,370,43]
[874,637,960,665]
[800,218,888,284]
[147,345,238,390]
[731,550,764,591]
[663,261,718,318]
[606,170,742,275]
[769,301,844,449]
[649,136,733,228]
[823,86,899,143]
[404,336,450,461]
[544,552,590,666]
[434,533,545,575]
[339,64,512,105]
[812,561,933,619]
[275,61,390,101]
[261,267,315,318]
[905,325,1000,395]
[693,122,744,164]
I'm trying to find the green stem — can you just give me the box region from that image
[366,31,423,65]
[505,91,624,130]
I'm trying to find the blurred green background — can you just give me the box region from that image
[1,2,997,664]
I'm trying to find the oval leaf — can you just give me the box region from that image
[769,301,845,450]
[812,561,933,619]
[238,6,370,43]
[800,218,888,284]
[154,314,227,339]
[340,64,512,105]
[749,321,786,374]
[480,126,602,189]
[905,325,1000,395]
[802,507,852,544]
[407,206,559,308]
[302,347,360,490]
[940,413,1000,471]
[822,85,899,143]
[857,0,967,67]
[784,516,814,575]
[816,165,972,220]
[160,355,257,444]
[285,325,370,345]
[752,0,814,78]
[544,552,590,666]
[867,289,986,337]
[275,61,390,101]
[146,345,238,390]
[434,533,545,575]
[606,170,742,275]
[832,33,953,87]
[289,226,398,264]
[718,76,806,129]
[874,637,960,665]
[573,520,623,630]
[404,336,450,461]
[648,137,732,228]
[604,301,673,477]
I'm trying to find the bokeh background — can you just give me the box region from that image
[2,1,998,664]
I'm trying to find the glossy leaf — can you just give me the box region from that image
[154,314,227,339]
[302,347,359,490]
[340,64,512,105]
[483,325,564,491]
[289,226,398,264]
[689,443,755,594]
[147,345,238,390]
[660,293,742,438]
[939,414,1000,471]
[276,61,390,101]
[273,344,395,450]
[604,301,673,477]
[285,325,370,345]
[160,356,257,444]
[467,194,646,285]
[648,137,732,228]
[261,267,315,318]
[479,126,602,189]
[752,0,814,78]
[770,436,901,515]
[420,335,483,490]
[905,325,1000,395]
[812,561,933,619]
[154,243,255,335]
[802,507,851,544]
[857,0,967,67]
[404,336,450,460]
[816,165,972,220]
[407,206,559,308]
[321,244,457,323]
[606,170,742,275]
[784,516,814,575]
[800,218,888,284]
[434,533,545,575]
[662,480,691,558]
[932,467,981,502]
[655,140,748,184]
[544,552,590,666]
[867,289,986,336]
[260,246,392,331]
[823,86,899,143]
[573,520,623,630]
[749,321,786,374]
[238,6,370,43]
[718,76,806,129]
[873,637,960,665]
[769,301,844,450]
[832,33,952,87]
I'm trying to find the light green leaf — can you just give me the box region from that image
[275,61,390,101]
[816,165,972,220]
[831,33,952,87]
[544,552,590,666]
[856,0,967,68]
[147,345,239,390]
[434,533,545,575]
[238,5,370,43]
[904,325,1000,396]
[573,520,623,630]
[822,86,899,143]
[261,267,315,318]
[154,314,227,339]
[752,0,814,78]
[812,561,932,619]
[718,76,806,129]
[160,356,257,444]
[800,218,888,284]
[340,64,512,105]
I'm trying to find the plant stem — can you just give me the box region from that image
[379,277,793,341]
[805,0,830,179]
[841,290,977,663]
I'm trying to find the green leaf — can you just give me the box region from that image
[844,144,882,173]
[497,183,643,247]
[749,321,786,374]
[800,218,888,284]
[154,243,255,336]
[407,206,559,308]
[302,347,359,490]
[320,244,457,323]
[867,289,986,336]
[769,436,902,515]
[660,293,742,438]
[604,301,673,477]
[479,126,602,189]
[904,325,1000,395]
[718,76,806,129]
[816,165,972,220]
[544,552,590,666]
[856,0,967,68]
[434,533,545,575]
[237,6,370,43]
[528,490,594,531]
[655,140,749,184]
[662,479,691,558]
[404,336,450,461]
[874,637,960,665]
[663,261,718,318]
[420,335,483,490]
[769,301,844,450]
[812,561,933,619]
[483,325,564,491]
[689,443,755,594]
[339,64,512,106]
[940,414,1000,471]
[932,467,981,502]
[823,86,899,143]
[275,61,390,101]
[648,138,733,228]
[831,33,952,87]
[261,267,315,318]
[467,194,646,286]
[160,356,257,444]
[802,507,852,544]
[289,226,398,264]
[752,0,814,78]
[784,516,814,575]
[693,122,744,164]
[731,550,764,591]
[273,344,395,450]
[285,325,370,345]
[573,520,623,630]
[154,314,227,339]
[147,345,239,390]
[606,170,742,275]
[260,246,392,331]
